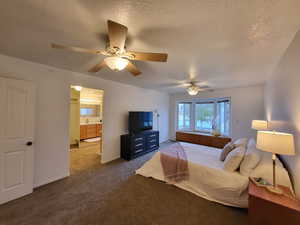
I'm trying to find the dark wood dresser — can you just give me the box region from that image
[248,179,300,225]
[121,130,159,160]
[176,131,231,148]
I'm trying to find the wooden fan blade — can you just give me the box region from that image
[127,51,168,62]
[51,43,104,55]
[126,61,141,76]
[107,20,128,51]
[88,60,106,73]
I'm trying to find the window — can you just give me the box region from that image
[177,102,192,130]
[216,100,230,136]
[176,98,231,136]
[195,102,214,131]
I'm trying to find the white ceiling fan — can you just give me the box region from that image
[185,82,213,95]
[163,80,213,95]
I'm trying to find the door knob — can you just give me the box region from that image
[26,141,33,146]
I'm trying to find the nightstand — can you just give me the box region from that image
[248,179,300,225]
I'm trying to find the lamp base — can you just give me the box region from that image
[266,186,283,195]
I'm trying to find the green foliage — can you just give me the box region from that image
[195,104,214,121]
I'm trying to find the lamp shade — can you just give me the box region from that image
[252,120,268,130]
[256,131,295,155]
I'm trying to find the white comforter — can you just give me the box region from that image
[136,142,293,208]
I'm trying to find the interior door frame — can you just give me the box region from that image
[68,85,105,167]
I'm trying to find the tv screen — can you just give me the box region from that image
[129,111,153,133]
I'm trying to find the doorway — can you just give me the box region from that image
[69,86,104,174]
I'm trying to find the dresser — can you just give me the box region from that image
[176,131,231,148]
[121,130,159,160]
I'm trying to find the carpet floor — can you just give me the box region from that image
[0,142,248,225]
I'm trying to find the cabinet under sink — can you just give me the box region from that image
[80,124,102,140]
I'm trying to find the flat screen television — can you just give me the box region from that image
[129,111,153,133]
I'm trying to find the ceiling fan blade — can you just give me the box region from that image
[198,88,214,92]
[88,60,107,73]
[127,51,168,62]
[126,61,141,76]
[51,43,105,55]
[107,20,128,51]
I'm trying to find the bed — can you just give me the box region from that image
[136,141,293,208]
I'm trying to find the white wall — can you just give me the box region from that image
[265,30,300,197]
[0,54,170,187]
[170,85,265,140]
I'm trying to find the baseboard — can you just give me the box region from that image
[101,155,120,164]
[34,172,70,188]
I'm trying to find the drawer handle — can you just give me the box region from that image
[135,143,143,147]
[149,139,156,143]
[135,137,143,141]
[149,135,156,137]
[135,149,144,153]
[150,144,157,148]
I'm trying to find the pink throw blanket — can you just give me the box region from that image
[160,143,189,183]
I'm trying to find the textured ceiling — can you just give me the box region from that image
[1,0,300,93]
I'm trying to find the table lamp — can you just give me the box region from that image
[252,120,268,130]
[256,131,295,194]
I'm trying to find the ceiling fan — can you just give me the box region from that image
[51,20,168,76]
[164,80,213,95]
[185,82,213,95]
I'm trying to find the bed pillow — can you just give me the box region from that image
[233,138,248,148]
[250,152,292,189]
[240,146,262,176]
[220,142,236,161]
[223,146,246,172]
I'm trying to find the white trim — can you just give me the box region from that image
[34,173,69,188]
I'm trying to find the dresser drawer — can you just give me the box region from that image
[133,147,144,154]
[133,142,144,149]
[132,136,145,143]
[147,138,157,144]
[148,133,158,139]
[148,143,158,149]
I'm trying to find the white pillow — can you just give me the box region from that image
[250,152,292,189]
[233,138,248,148]
[223,146,246,172]
[240,146,262,176]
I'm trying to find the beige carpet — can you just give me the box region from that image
[0,142,248,225]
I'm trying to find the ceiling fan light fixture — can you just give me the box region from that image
[187,85,199,95]
[104,56,129,71]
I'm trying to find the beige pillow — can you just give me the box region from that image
[233,138,248,148]
[220,142,236,161]
[223,146,246,172]
[240,147,262,176]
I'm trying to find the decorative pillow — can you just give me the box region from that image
[220,142,236,161]
[240,146,262,176]
[233,138,248,148]
[223,146,246,172]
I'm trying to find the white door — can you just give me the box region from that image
[0,77,35,205]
